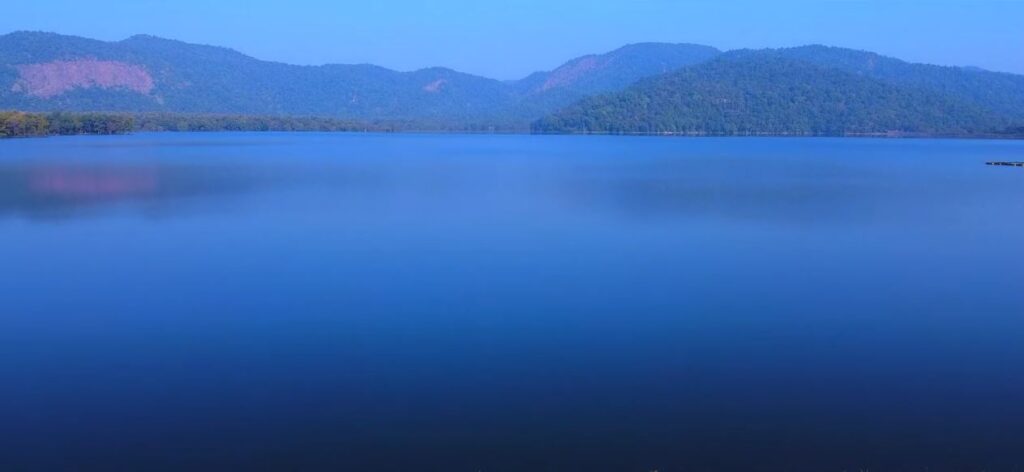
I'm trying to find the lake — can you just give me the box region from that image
[2,133,1023,471]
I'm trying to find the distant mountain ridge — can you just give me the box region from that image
[2,31,1023,135]
[0,31,718,126]
[742,45,1024,119]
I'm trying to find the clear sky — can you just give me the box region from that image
[2,0,1022,79]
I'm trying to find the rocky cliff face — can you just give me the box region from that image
[12,59,155,98]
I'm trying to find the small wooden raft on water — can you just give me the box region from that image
[986,161,1024,167]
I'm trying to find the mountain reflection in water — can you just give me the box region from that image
[30,166,159,198]
[0,162,271,219]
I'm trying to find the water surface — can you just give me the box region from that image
[2,133,1024,471]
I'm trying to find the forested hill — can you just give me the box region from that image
[761,46,1024,119]
[533,52,1024,136]
[0,32,717,126]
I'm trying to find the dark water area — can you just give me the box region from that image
[1,133,1023,471]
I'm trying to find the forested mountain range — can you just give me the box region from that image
[0,32,716,126]
[2,31,1023,135]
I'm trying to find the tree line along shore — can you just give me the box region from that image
[2,110,1022,139]
[1,111,134,138]
[0,111,525,138]
[0,111,381,138]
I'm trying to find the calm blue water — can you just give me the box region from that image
[1,133,1023,471]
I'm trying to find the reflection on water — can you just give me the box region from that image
[1,133,1024,471]
[0,163,274,219]
[1,136,1011,227]
[30,166,159,198]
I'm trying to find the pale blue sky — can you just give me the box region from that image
[2,0,1022,79]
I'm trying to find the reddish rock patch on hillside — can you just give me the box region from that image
[30,167,158,199]
[541,56,607,92]
[12,59,155,98]
[423,79,447,93]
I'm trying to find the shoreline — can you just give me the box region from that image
[4,129,1023,140]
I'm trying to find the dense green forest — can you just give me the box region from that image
[998,126,1024,137]
[533,54,1017,136]
[132,113,530,133]
[1,111,528,138]
[0,111,49,137]
[133,114,386,133]
[759,45,1024,121]
[5,107,1021,139]
[1,111,395,137]
[0,111,133,138]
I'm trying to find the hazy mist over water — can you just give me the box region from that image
[2,133,1024,471]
